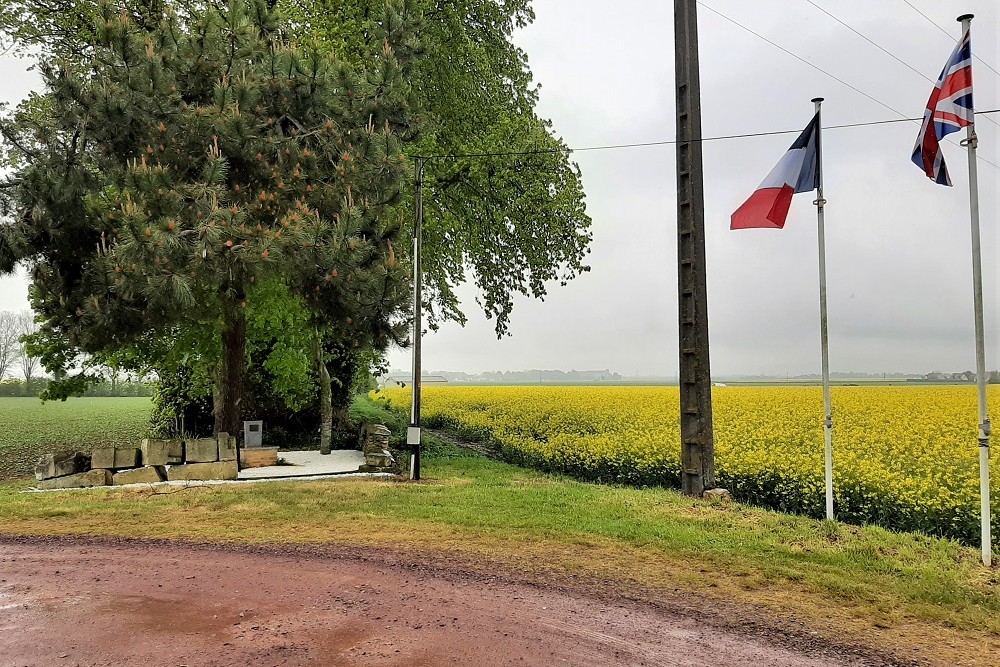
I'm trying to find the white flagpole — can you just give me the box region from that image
[958,14,992,567]
[812,97,835,521]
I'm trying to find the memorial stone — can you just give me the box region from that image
[243,420,263,448]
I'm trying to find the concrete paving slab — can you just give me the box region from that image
[25,471,394,493]
[238,449,365,480]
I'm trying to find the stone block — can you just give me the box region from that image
[112,466,167,485]
[185,438,218,463]
[167,439,184,464]
[91,448,116,470]
[217,432,237,462]
[37,469,111,490]
[363,424,391,454]
[240,447,278,468]
[140,439,173,466]
[113,448,140,469]
[702,488,732,501]
[34,452,91,481]
[166,460,238,482]
[364,449,395,469]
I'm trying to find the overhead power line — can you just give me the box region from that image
[411,3,1000,167]
[802,0,999,130]
[695,1,910,121]
[805,0,934,84]
[899,0,1000,79]
[694,1,999,171]
[411,110,999,160]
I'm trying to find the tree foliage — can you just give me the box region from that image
[0,0,415,433]
[280,0,592,335]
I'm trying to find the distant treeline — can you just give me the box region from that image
[0,379,154,398]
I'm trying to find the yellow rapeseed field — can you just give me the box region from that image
[378,385,1000,543]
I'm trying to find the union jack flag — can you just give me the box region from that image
[911,29,974,185]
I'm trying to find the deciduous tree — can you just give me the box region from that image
[281,0,592,335]
[16,310,39,382]
[0,311,19,378]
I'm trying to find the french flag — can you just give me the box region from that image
[731,113,820,229]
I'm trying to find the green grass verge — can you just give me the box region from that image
[0,437,998,666]
[0,397,152,479]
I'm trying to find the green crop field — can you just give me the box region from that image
[0,397,152,479]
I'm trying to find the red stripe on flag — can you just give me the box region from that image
[926,85,943,113]
[730,186,795,230]
[938,65,972,99]
[921,120,941,178]
[933,111,970,126]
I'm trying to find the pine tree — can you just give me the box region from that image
[1,0,414,435]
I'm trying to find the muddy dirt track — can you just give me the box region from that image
[0,537,905,667]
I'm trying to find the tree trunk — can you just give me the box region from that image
[332,405,351,434]
[210,366,222,436]
[316,333,333,455]
[327,347,361,451]
[215,302,246,437]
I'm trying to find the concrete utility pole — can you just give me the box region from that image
[674,0,716,496]
[408,158,425,481]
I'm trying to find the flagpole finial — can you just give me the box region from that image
[957,14,973,22]
[811,97,824,104]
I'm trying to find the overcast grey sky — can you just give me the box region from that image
[1,0,998,377]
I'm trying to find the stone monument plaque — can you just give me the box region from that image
[243,420,263,448]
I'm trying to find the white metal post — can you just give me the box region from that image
[958,14,992,566]
[813,97,834,521]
